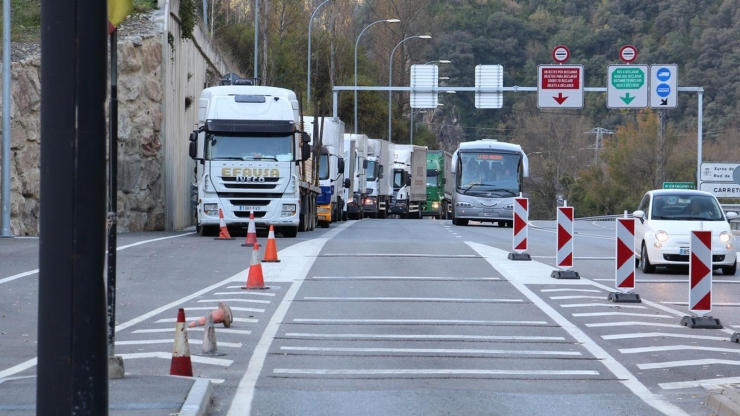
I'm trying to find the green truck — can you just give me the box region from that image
[423,150,453,219]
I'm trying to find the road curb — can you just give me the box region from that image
[179,378,213,416]
[707,387,740,416]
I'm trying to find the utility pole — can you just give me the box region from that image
[585,127,614,164]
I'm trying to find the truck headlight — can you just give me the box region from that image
[203,203,219,217]
[432,202,440,209]
[282,204,296,217]
[318,207,330,213]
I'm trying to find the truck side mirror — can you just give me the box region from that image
[188,131,198,159]
[338,157,345,173]
[378,165,384,179]
[441,178,446,185]
[301,142,311,161]
[362,159,368,169]
[406,177,411,186]
[344,178,350,188]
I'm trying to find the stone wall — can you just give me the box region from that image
[0,3,232,235]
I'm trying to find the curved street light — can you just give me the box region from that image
[354,19,400,134]
[425,60,451,65]
[307,0,332,108]
[387,35,431,144]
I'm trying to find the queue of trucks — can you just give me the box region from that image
[188,74,460,236]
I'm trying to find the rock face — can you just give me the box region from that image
[0,18,165,235]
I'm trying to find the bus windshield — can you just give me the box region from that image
[457,152,521,195]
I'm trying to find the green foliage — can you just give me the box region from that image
[179,0,197,40]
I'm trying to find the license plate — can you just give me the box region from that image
[481,212,496,217]
[679,247,689,255]
[238,206,260,212]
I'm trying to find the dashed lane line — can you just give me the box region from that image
[290,319,549,326]
[585,321,686,329]
[540,288,603,293]
[133,327,252,335]
[116,339,243,348]
[308,276,500,281]
[282,333,566,341]
[619,345,740,355]
[560,303,647,309]
[549,295,604,300]
[299,297,524,303]
[272,369,600,376]
[184,306,265,313]
[156,317,258,324]
[638,359,740,370]
[602,332,731,342]
[571,312,673,318]
[279,346,582,356]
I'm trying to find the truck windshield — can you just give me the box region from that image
[457,152,521,195]
[319,154,330,180]
[426,172,438,187]
[206,133,293,161]
[393,170,406,189]
[366,161,377,181]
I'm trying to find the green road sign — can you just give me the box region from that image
[611,68,645,89]
[662,182,695,189]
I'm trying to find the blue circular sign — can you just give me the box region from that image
[656,83,671,97]
[656,67,671,82]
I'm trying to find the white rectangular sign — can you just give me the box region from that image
[650,64,678,108]
[537,65,584,108]
[410,64,439,109]
[607,65,648,109]
[700,162,739,183]
[475,65,503,109]
[700,182,740,198]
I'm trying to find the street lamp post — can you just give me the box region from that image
[307,0,331,108]
[387,35,431,144]
[354,19,400,134]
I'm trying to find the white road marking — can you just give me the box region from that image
[283,333,565,341]
[638,359,740,370]
[226,285,281,290]
[133,327,252,335]
[116,339,243,348]
[226,221,354,416]
[156,317,258,324]
[467,241,688,416]
[301,297,524,303]
[602,332,730,341]
[213,291,276,297]
[593,278,740,284]
[585,321,685,329]
[309,276,500,281]
[0,233,196,285]
[321,253,479,258]
[291,319,549,325]
[659,376,740,390]
[620,345,740,355]
[273,369,599,376]
[659,301,740,307]
[185,306,265,313]
[549,295,604,300]
[197,298,271,304]
[0,358,37,379]
[560,303,647,309]
[279,346,582,356]
[117,352,232,367]
[571,312,672,318]
[540,288,603,293]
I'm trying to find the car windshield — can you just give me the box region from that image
[651,194,724,221]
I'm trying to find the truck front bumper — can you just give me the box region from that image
[198,197,300,228]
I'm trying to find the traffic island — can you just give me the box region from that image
[607,292,642,303]
[706,386,740,416]
[680,315,723,329]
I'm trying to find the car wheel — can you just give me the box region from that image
[641,244,656,274]
[721,260,737,276]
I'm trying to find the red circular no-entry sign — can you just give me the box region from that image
[619,45,637,63]
[552,45,570,63]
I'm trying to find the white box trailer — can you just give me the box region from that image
[364,138,394,218]
[188,80,319,237]
[303,117,347,227]
[343,134,369,220]
[390,144,428,219]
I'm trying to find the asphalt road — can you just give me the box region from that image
[1,217,739,415]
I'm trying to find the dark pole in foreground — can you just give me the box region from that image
[108,29,119,361]
[37,0,109,414]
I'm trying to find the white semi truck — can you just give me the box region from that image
[390,144,428,219]
[343,134,368,220]
[188,77,319,237]
[303,117,347,228]
[363,138,394,219]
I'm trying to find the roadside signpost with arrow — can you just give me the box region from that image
[607,45,648,109]
[538,45,584,109]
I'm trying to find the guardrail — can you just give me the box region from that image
[572,206,740,230]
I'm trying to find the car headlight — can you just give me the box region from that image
[655,231,669,242]
[720,231,732,243]
[456,201,472,207]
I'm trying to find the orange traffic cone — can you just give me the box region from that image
[214,208,235,240]
[242,243,269,290]
[262,225,281,263]
[242,211,258,247]
[188,302,233,328]
[170,308,193,377]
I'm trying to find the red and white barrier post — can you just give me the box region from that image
[551,203,579,279]
[508,197,531,261]
[608,213,641,302]
[680,230,722,329]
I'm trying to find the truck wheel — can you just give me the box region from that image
[320,221,330,229]
[454,218,468,226]
[342,211,348,221]
[198,225,217,236]
[282,227,298,238]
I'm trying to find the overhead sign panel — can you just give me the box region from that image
[410,64,439,109]
[607,65,648,109]
[700,182,740,198]
[537,65,584,108]
[650,64,678,108]
[475,65,503,109]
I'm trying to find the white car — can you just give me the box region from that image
[633,189,738,275]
